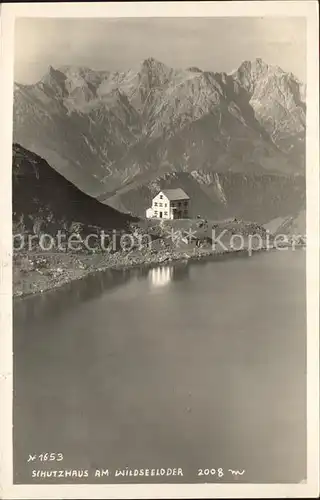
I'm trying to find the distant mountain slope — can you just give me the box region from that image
[13,57,306,200]
[263,210,306,236]
[102,170,305,224]
[12,144,136,236]
[13,67,143,196]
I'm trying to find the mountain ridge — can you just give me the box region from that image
[13,57,306,221]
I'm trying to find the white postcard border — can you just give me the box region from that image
[0,2,319,498]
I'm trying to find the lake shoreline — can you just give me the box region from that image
[12,245,243,300]
[13,240,304,301]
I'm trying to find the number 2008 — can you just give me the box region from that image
[197,468,224,477]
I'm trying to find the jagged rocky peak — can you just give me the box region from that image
[232,57,296,93]
[139,57,174,79]
[140,56,166,69]
[127,57,176,98]
[233,58,270,90]
[59,65,110,84]
[41,65,95,106]
[187,66,203,73]
[58,65,92,76]
[43,65,67,83]
[44,66,108,101]
[39,65,68,96]
[236,57,305,107]
[237,57,270,73]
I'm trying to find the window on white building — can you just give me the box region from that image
[160,195,163,199]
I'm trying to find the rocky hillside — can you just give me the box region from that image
[12,144,136,237]
[102,170,305,224]
[13,57,306,221]
[263,210,306,236]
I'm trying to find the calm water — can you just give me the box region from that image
[13,250,306,484]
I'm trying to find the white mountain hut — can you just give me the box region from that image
[146,189,190,220]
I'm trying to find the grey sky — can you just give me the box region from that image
[14,17,306,83]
